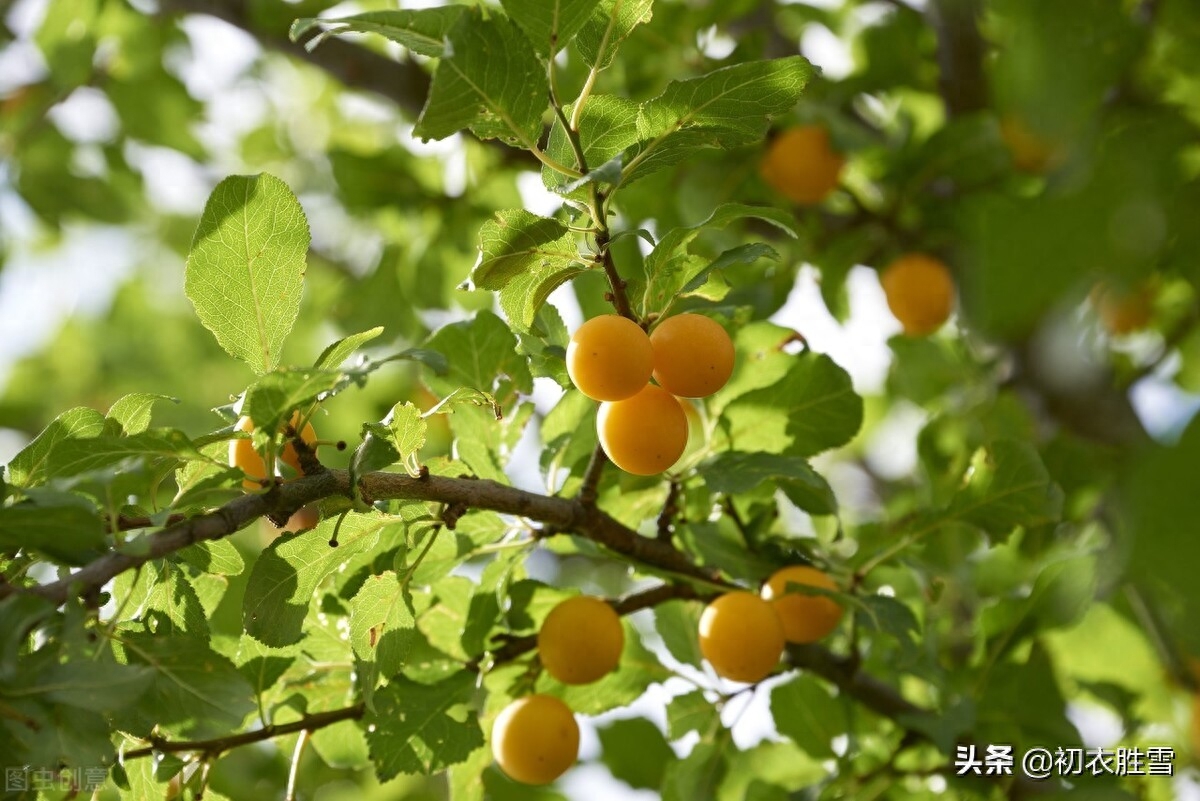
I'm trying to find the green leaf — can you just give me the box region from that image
[314,326,385,369]
[176,539,245,576]
[185,173,310,375]
[349,570,420,691]
[721,353,863,457]
[115,632,257,739]
[575,0,654,71]
[666,690,720,740]
[355,402,427,479]
[500,0,602,56]
[621,57,814,188]
[40,429,207,480]
[422,311,533,397]
[655,600,704,668]
[5,407,105,488]
[0,491,105,565]
[946,440,1063,536]
[474,210,588,332]
[641,204,796,316]
[701,452,837,516]
[662,741,726,801]
[291,8,466,57]
[415,9,548,147]
[243,369,342,437]
[598,717,674,789]
[770,675,846,758]
[543,95,640,193]
[116,562,210,637]
[365,672,485,779]
[17,653,155,714]
[0,595,56,679]
[106,393,178,435]
[242,514,398,646]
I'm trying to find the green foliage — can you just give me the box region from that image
[2,0,1198,799]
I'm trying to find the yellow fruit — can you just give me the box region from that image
[1092,281,1155,335]
[280,410,317,475]
[880,253,956,336]
[999,115,1063,174]
[698,591,785,683]
[649,313,735,398]
[597,384,689,476]
[230,416,267,491]
[762,565,844,644]
[566,315,655,402]
[491,695,579,785]
[760,125,845,205]
[538,596,625,685]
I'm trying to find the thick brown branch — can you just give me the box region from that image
[123,702,365,760]
[2,469,721,606]
[927,0,989,117]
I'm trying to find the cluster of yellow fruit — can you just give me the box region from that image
[492,596,624,785]
[566,313,734,475]
[701,565,843,683]
[229,411,317,490]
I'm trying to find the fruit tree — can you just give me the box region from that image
[2,1,1200,800]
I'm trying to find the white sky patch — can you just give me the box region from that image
[1130,375,1200,443]
[176,15,262,100]
[801,24,854,80]
[125,142,212,214]
[770,265,897,396]
[865,399,927,480]
[516,171,564,219]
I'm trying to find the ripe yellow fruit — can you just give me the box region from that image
[999,115,1063,174]
[566,315,655,402]
[230,416,268,491]
[1092,281,1154,335]
[491,695,579,785]
[649,313,735,398]
[698,591,785,683]
[880,253,956,336]
[762,565,844,644]
[538,596,625,685]
[760,125,845,205]
[280,411,317,475]
[597,384,689,476]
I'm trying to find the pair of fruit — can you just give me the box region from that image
[566,313,734,476]
[491,596,624,786]
[228,411,316,490]
[700,565,843,684]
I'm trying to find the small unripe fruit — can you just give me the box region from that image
[649,313,735,398]
[762,565,843,644]
[491,695,579,785]
[597,384,689,476]
[760,125,845,205]
[538,596,624,685]
[999,115,1063,175]
[698,591,785,683]
[880,253,956,336]
[566,315,655,402]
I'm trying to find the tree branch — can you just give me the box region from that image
[2,468,723,607]
[927,0,989,117]
[123,702,366,760]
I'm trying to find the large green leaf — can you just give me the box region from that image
[721,353,863,457]
[349,570,420,692]
[105,393,177,435]
[291,8,466,57]
[115,632,257,739]
[500,0,602,56]
[542,95,640,192]
[474,210,588,332]
[365,672,485,779]
[4,407,105,488]
[415,9,548,147]
[575,0,654,71]
[185,173,310,375]
[242,514,401,646]
[314,326,385,369]
[640,204,796,316]
[701,452,837,516]
[422,311,533,397]
[598,717,674,789]
[770,675,846,758]
[946,440,1063,536]
[620,57,814,188]
[0,490,105,565]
